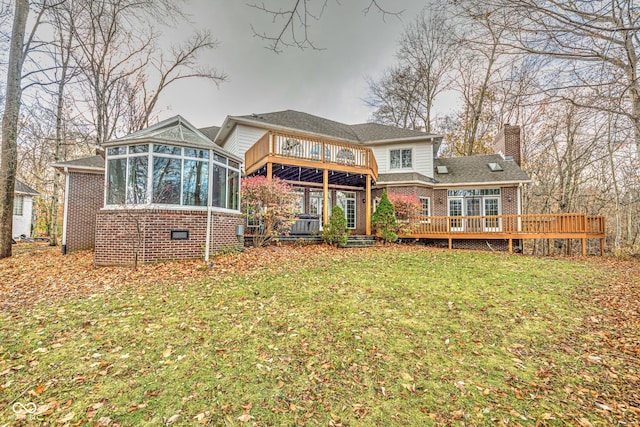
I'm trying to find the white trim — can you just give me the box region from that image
[61,168,70,247]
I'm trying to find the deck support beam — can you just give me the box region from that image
[323,169,329,226]
[365,175,371,236]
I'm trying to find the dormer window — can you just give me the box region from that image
[390,148,412,169]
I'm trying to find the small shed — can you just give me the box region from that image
[13,180,39,239]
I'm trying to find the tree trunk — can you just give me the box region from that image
[0,0,29,258]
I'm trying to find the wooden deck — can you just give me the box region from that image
[245,131,378,179]
[401,213,606,255]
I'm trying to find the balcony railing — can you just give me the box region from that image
[400,213,605,238]
[245,132,378,178]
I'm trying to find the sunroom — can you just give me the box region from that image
[94,116,244,266]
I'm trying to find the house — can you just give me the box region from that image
[55,110,604,266]
[210,111,529,249]
[12,180,39,240]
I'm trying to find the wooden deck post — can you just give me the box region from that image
[581,237,586,256]
[567,239,571,256]
[266,162,272,182]
[600,238,605,256]
[365,175,371,236]
[508,238,513,253]
[323,169,329,226]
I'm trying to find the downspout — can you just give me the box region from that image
[204,150,213,262]
[61,167,70,254]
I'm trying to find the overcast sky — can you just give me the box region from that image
[156,0,435,129]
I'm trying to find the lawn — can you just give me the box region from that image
[1,245,639,426]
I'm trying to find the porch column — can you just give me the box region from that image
[266,162,272,182]
[323,169,329,226]
[365,175,371,236]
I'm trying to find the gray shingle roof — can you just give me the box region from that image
[51,155,105,171]
[434,155,529,184]
[234,110,439,143]
[198,125,221,143]
[236,110,359,141]
[350,122,435,142]
[15,180,39,196]
[376,172,435,184]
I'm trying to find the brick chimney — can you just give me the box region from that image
[494,124,521,166]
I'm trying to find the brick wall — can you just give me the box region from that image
[501,186,519,215]
[494,125,521,166]
[95,209,243,266]
[65,172,104,252]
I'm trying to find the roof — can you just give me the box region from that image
[215,110,442,145]
[51,155,105,173]
[376,172,436,184]
[104,115,241,162]
[15,180,39,196]
[434,154,530,185]
[198,125,221,144]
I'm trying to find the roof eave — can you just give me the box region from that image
[433,179,532,187]
[363,135,443,145]
[51,163,105,174]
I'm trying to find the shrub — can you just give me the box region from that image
[323,206,349,247]
[241,176,298,247]
[387,192,421,234]
[371,189,398,243]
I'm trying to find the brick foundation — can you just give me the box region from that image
[95,209,243,266]
[64,172,104,252]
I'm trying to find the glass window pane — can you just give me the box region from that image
[13,196,24,216]
[185,148,209,159]
[293,188,305,213]
[212,153,227,164]
[211,163,227,208]
[107,146,126,156]
[129,144,148,154]
[152,157,181,204]
[402,149,412,168]
[228,159,240,169]
[390,150,400,169]
[153,144,181,155]
[107,158,126,204]
[228,169,240,211]
[420,197,430,216]
[127,156,148,204]
[183,160,208,206]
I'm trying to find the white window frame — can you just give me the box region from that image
[389,148,413,170]
[336,191,356,229]
[419,197,430,223]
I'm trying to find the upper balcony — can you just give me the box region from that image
[245,132,378,180]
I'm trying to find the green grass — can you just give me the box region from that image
[0,248,605,425]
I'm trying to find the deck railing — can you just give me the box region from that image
[245,131,378,177]
[402,213,605,238]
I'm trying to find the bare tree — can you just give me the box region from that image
[483,0,640,159]
[249,0,399,52]
[366,6,455,133]
[0,0,30,258]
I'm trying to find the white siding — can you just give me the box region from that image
[236,125,268,156]
[371,142,433,178]
[222,127,239,157]
[12,195,34,238]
